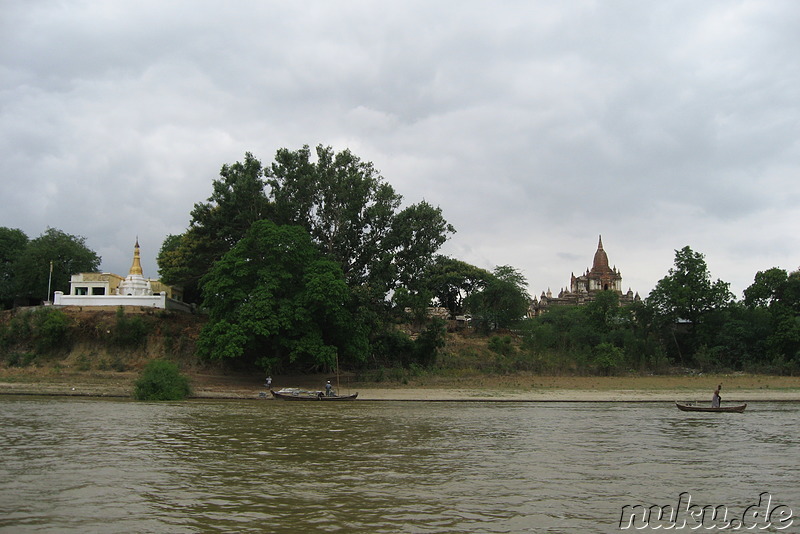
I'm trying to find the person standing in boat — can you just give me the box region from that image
[712,384,721,407]
[325,380,333,397]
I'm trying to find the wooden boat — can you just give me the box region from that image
[271,388,358,401]
[271,355,358,401]
[675,402,746,413]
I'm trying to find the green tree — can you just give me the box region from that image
[267,145,396,286]
[743,268,800,369]
[197,220,368,371]
[387,201,455,291]
[0,227,28,309]
[421,256,492,317]
[13,228,101,305]
[190,152,272,250]
[156,232,206,303]
[158,153,272,301]
[584,290,621,331]
[744,268,791,308]
[648,246,733,325]
[413,318,447,367]
[522,292,667,374]
[159,147,454,308]
[465,265,531,332]
[111,307,149,348]
[266,145,455,292]
[647,246,734,363]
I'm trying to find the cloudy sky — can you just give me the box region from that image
[2,1,799,299]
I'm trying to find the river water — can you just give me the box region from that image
[0,397,797,533]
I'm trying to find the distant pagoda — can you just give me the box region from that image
[530,236,640,316]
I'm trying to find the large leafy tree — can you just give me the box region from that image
[158,153,272,299]
[646,246,733,363]
[266,145,455,293]
[647,246,733,325]
[190,152,272,250]
[744,268,798,309]
[422,256,493,316]
[0,227,28,309]
[743,267,800,366]
[13,228,100,305]
[197,220,368,371]
[465,265,531,332]
[267,145,397,285]
[584,290,621,331]
[156,232,209,304]
[159,146,454,305]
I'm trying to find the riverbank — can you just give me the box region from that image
[1,368,799,401]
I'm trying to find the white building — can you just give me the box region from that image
[53,239,193,313]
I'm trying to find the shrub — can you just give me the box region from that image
[133,359,191,400]
[112,307,149,348]
[0,313,32,351]
[414,319,447,367]
[372,329,415,367]
[592,342,625,376]
[488,335,515,356]
[6,352,37,367]
[75,353,91,371]
[33,308,70,353]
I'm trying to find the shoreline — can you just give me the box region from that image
[2,388,799,402]
[2,372,800,402]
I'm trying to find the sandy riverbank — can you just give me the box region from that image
[1,369,799,402]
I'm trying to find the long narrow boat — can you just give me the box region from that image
[271,388,358,401]
[675,402,746,413]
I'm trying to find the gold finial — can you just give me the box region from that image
[129,237,143,276]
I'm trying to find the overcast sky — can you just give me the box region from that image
[2,1,799,299]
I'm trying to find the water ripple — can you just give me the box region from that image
[1,398,798,532]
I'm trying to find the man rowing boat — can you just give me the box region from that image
[712,384,721,407]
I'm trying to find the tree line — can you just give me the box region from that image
[2,145,798,375]
[0,227,100,309]
[522,247,800,375]
[155,145,530,372]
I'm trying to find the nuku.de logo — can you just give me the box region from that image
[619,492,793,530]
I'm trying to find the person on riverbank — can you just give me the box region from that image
[265,376,272,390]
[712,384,721,407]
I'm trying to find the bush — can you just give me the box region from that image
[414,319,447,367]
[0,313,32,351]
[111,307,149,348]
[6,352,37,367]
[372,329,415,367]
[75,353,91,371]
[592,342,625,376]
[133,359,191,400]
[488,335,515,356]
[33,308,70,353]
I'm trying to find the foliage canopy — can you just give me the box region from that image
[465,265,531,332]
[159,145,455,306]
[647,246,733,325]
[197,220,368,371]
[0,227,100,308]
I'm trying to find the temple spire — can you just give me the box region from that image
[129,237,143,276]
[592,234,610,272]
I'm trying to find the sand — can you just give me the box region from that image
[1,369,799,402]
